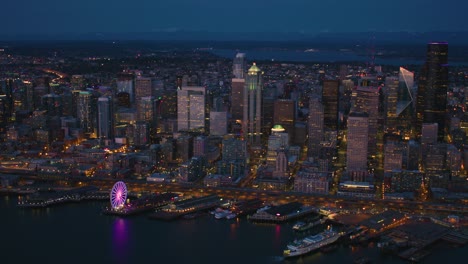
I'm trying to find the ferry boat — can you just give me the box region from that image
[292,221,306,231]
[226,213,237,219]
[292,217,324,232]
[283,226,341,258]
[214,210,231,219]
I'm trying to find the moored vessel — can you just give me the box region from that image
[283,226,340,258]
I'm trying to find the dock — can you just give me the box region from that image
[248,202,317,223]
[149,194,222,221]
[102,192,179,216]
[17,186,106,208]
[396,222,450,262]
[230,199,264,217]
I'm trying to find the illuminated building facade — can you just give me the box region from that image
[233,53,246,79]
[243,63,263,146]
[135,77,153,99]
[346,112,369,173]
[177,86,206,132]
[77,91,97,136]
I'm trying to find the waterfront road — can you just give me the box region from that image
[14,174,468,215]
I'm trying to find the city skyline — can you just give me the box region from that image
[0,0,467,37]
[1,35,468,263]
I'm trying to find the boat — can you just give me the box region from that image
[183,211,206,220]
[292,219,322,232]
[292,221,306,231]
[226,213,237,219]
[354,256,370,264]
[214,210,231,219]
[283,226,341,258]
[256,205,271,213]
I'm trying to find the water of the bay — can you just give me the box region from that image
[211,48,425,66]
[1,196,466,264]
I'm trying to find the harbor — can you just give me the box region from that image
[16,186,108,207]
[149,194,222,221]
[102,192,179,216]
[248,202,318,223]
[8,181,468,263]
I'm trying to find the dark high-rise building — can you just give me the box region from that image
[283,81,296,99]
[42,94,62,116]
[308,97,324,159]
[135,77,153,99]
[231,79,245,121]
[158,90,178,119]
[273,99,295,133]
[97,96,114,141]
[322,80,340,131]
[416,42,448,141]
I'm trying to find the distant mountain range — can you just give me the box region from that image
[1,31,468,45]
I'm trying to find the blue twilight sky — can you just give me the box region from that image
[0,0,466,35]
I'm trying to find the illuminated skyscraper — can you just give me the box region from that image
[135,77,153,99]
[354,79,379,155]
[76,91,97,136]
[397,67,415,116]
[243,63,263,146]
[416,42,448,141]
[346,112,369,173]
[385,69,416,134]
[136,96,155,123]
[233,53,246,79]
[177,86,206,131]
[384,142,403,172]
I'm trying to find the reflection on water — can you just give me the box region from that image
[274,224,281,245]
[112,218,130,264]
[30,207,50,217]
[229,222,238,240]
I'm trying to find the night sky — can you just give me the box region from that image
[0,0,465,35]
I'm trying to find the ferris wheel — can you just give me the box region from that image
[110,181,127,209]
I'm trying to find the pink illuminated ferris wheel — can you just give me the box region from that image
[110,181,127,209]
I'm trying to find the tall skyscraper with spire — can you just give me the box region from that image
[416,42,448,141]
[243,63,263,146]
